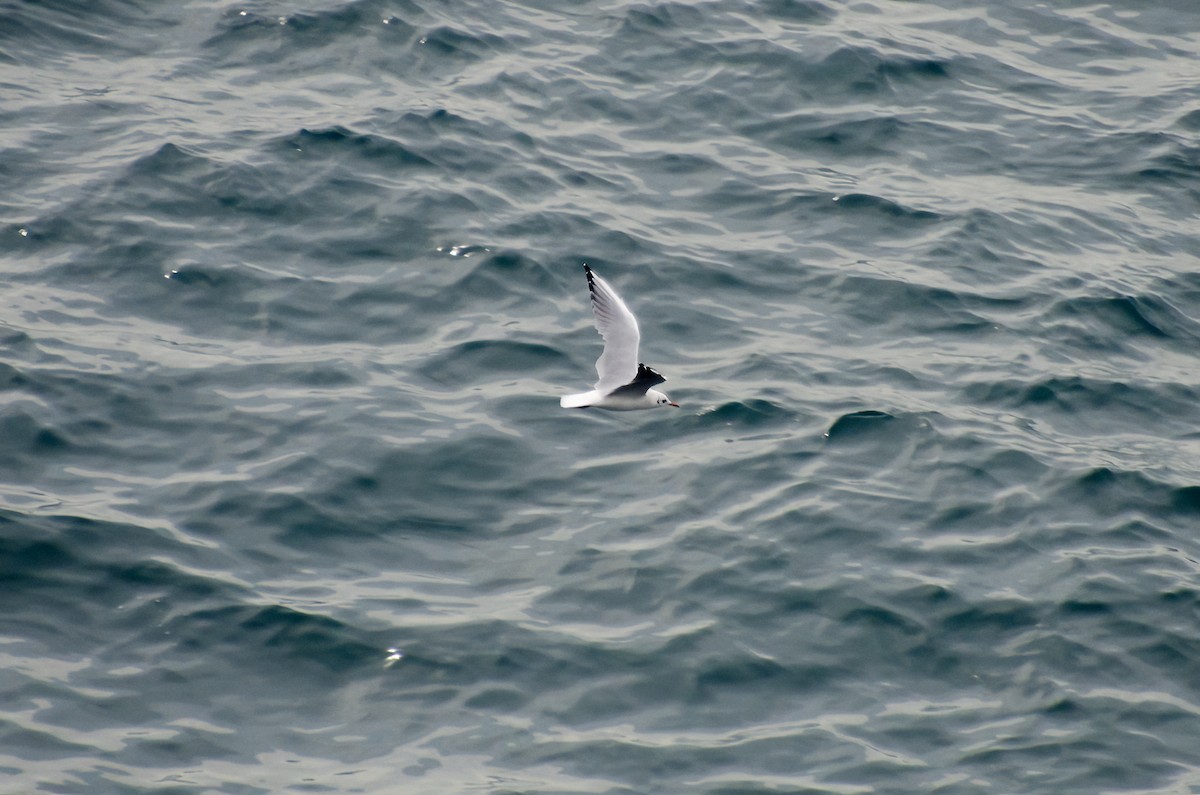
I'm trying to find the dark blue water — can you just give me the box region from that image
[3,1,1200,792]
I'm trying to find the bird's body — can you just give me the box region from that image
[560,390,669,410]
[560,265,678,411]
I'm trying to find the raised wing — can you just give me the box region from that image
[585,265,640,392]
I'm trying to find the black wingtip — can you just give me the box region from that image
[609,363,668,397]
[636,363,667,386]
[584,264,596,292]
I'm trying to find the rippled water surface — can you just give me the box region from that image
[4,1,1200,792]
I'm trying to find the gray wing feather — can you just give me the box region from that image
[585,265,640,392]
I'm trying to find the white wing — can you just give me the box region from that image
[584,265,640,392]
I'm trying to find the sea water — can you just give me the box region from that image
[3,1,1200,792]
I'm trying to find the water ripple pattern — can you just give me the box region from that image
[3,0,1200,793]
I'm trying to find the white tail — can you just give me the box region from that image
[559,391,595,408]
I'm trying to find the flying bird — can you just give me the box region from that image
[560,265,679,411]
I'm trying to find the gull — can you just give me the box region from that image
[560,265,679,410]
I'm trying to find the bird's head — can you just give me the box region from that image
[648,389,679,408]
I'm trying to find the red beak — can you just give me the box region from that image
[669,402,680,407]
